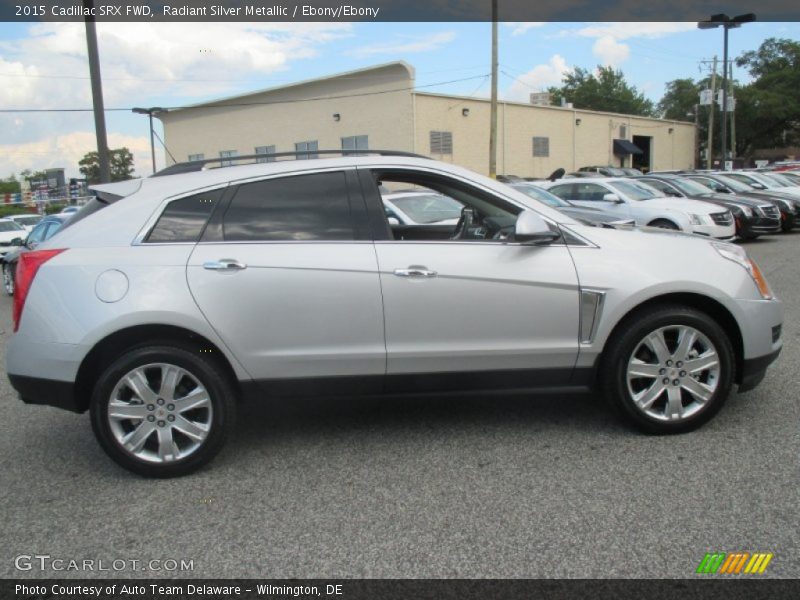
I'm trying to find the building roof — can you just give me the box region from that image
[158,61,415,117]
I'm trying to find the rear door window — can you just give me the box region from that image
[222,171,356,242]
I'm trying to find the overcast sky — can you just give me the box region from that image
[0,20,797,178]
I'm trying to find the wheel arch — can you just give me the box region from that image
[74,324,242,413]
[599,292,744,385]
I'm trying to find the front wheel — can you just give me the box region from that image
[648,219,680,231]
[601,305,735,434]
[90,344,236,477]
[3,262,15,296]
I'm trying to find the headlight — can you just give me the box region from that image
[712,242,774,299]
[689,214,705,225]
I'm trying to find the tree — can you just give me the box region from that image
[548,66,656,117]
[734,38,800,158]
[78,147,135,183]
[0,175,20,195]
[657,78,702,121]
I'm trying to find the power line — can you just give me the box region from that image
[0,73,490,113]
[152,129,176,164]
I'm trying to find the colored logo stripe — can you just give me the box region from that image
[696,552,773,574]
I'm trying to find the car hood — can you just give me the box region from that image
[0,230,25,243]
[640,197,726,214]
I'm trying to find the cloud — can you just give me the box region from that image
[0,22,350,177]
[504,55,570,102]
[347,31,456,58]
[592,36,630,67]
[0,131,160,179]
[573,22,697,40]
[504,22,546,37]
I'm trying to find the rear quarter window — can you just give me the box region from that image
[146,189,224,243]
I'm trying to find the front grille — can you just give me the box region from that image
[710,211,733,225]
[757,205,780,220]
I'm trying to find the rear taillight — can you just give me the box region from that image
[13,249,66,332]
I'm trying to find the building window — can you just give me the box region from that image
[219,150,238,166]
[430,131,453,155]
[188,153,204,162]
[295,141,319,160]
[341,135,369,155]
[620,125,627,139]
[532,136,550,158]
[255,145,276,163]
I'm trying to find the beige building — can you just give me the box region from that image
[159,61,696,177]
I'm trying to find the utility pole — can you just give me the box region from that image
[706,56,717,170]
[83,0,110,183]
[729,62,736,161]
[489,0,498,178]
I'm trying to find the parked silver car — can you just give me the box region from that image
[6,154,783,477]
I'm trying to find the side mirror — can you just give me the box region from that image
[751,183,767,190]
[10,237,23,246]
[514,210,560,245]
[387,217,400,226]
[602,193,623,203]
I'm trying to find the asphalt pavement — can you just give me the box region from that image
[1,233,798,579]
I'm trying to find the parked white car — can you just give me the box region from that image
[0,218,28,257]
[6,214,43,232]
[535,178,735,238]
[382,190,461,226]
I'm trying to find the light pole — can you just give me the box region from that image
[132,107,165,173]
[698,13,755,170]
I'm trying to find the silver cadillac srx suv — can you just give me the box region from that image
[6,153,783,477]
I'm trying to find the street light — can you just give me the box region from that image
[697,13,756,169]
[132,107,166,173]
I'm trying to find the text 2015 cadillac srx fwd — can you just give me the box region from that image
[6,154,783,477]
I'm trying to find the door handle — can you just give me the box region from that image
[203,259,247,271]
[393,266,437,278]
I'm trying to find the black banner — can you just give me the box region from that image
[1,0,799,22]
[5,580,800,600]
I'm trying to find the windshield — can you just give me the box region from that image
[713,174,755,192]
[725,172,768,188]
[13,216,42,226]
[511,184,570,208]
[609,180,661,201]
[672,178,714,196]
[761,173,793,188]
[389,193,463,224]
[0,220,24,232]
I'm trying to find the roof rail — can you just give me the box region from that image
[152,149,430,177]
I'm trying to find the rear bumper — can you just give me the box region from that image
[8,374,81,413]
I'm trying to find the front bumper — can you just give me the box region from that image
[692,222,736,239]
[739,348,782,392]
[740,215,782,236]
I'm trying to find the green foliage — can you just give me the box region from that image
[78,147,135,184]
[549,66,656,117]
[0,205,37,217]
[733,38,800,157]
[0,175,21,195]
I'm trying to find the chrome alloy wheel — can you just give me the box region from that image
[626,325,720,422]
[107,363,212,463]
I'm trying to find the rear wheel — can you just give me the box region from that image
[2,262,14,296]
[602,305,734,434]
[90,344,236,477]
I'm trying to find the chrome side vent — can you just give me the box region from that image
[579,290,606,344]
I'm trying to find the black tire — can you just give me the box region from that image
[648,219,680,230]
[601,305,735,434]
[90,344,236,477]
[3,262,14,296]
